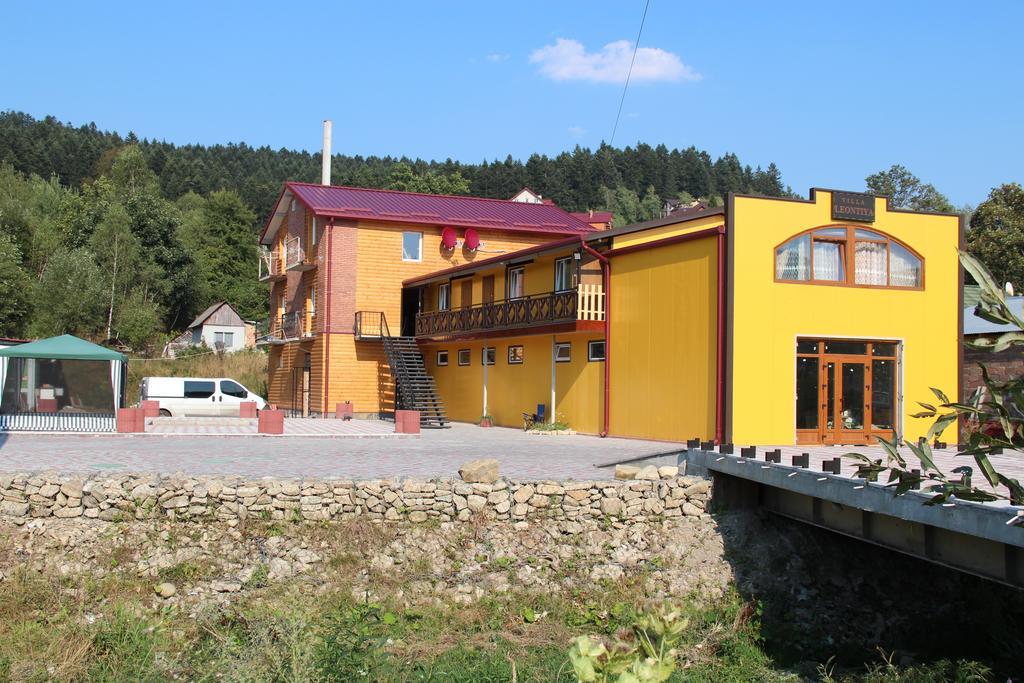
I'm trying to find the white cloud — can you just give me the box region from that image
[568,125,586,138]
[530,38,700,84]
[485,53,509,62]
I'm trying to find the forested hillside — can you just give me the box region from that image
[0,110,791,351]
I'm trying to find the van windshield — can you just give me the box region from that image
[184,381,215,399]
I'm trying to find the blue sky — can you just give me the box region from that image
[2,1,1021,206]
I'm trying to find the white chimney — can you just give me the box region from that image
[321,120,332,186]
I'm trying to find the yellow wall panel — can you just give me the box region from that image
[612,214,724,250]
[423,332,605,433]
[609,238,718,441]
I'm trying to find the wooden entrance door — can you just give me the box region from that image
[796,339,898,445]
[482,275,495,304]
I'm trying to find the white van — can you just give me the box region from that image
[140,377,267,417]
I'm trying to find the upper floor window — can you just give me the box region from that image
[774,227,922,289]
[554,257,574,292]
[438,283,451,311]
[402,231,422,262]
[507,266,525,299]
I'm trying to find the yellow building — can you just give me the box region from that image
[400,188,962,446]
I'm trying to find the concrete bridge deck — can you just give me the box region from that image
[605,444,1024,589]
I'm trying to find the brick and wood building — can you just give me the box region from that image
[258,182,597,421]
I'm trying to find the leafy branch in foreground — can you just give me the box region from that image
[568,608,690,683]
[846,251,1024,509]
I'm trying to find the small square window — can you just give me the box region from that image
[482,347,496,365]
[508,345,524,364]
[587,340,605,362]
[554,342,571,363]
[402,232,422,262]
[457,349,471,366]
[436,350,449,366]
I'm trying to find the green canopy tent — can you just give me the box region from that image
[0,335,128,432]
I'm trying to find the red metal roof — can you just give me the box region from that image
[572,211,614,224]
[285,182,595,235]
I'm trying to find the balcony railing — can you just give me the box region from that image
[258,247,283,281]
[285,236,317,271]
[414,285,604,338]
[270,310,313,341]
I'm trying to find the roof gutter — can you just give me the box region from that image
[579,236,611,438]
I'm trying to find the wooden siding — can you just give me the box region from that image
[355,222,553,332]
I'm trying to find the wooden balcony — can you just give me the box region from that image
[414,284,604,339]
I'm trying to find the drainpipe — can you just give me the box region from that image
[579,237,610,437]
[323,218,334,414]
[715,230,725,444]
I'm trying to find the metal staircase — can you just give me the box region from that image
[355,312,449,428]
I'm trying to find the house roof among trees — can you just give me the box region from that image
[265,182,596,241]
[188,301,243,329]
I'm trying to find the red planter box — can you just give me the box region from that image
[336,402,354,420]
[395,410,420,434]
[239,401,258,418]
[141,400,160,418]
[258,409,284,435]
[37,398,58,412]
[117,407,144,433]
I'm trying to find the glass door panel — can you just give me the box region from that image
[825,362,835,437]
[840,363,865,431]
[871,359,895,431]
[796,357,819,430]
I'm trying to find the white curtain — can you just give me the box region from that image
[812,241,844,281]
[0,357,6,410]
[109,359,123,411]
[775,235,810,280]
[855,241,888,285]
[890,243,921,287]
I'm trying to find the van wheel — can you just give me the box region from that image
[159,409,172,417]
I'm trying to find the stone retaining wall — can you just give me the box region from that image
[0,470,711,524]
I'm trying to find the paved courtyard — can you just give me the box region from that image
[146,416,399,436]
[0,422,679,480]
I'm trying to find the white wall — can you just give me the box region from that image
[199,324,247,352]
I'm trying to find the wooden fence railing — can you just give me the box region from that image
[414,286,604,337]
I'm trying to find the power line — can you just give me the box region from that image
[610,0,652,148]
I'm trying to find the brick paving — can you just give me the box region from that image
[146,417,399,437]
[0,423,678,481]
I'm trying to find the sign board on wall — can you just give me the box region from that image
[831,191,875,222]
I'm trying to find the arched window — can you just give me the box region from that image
[774,226,922,288]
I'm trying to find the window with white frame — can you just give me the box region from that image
[508,345,524,364]
[402,231,423,262]
[588,339,606,361]
[436,350,449,366]
[214,331,234,348]
[507,266,525,299]
[482,347,496,365]
[554,257,573,292]
[438,283,451,311]
[457,349,471,366]
[554,342,571,363]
